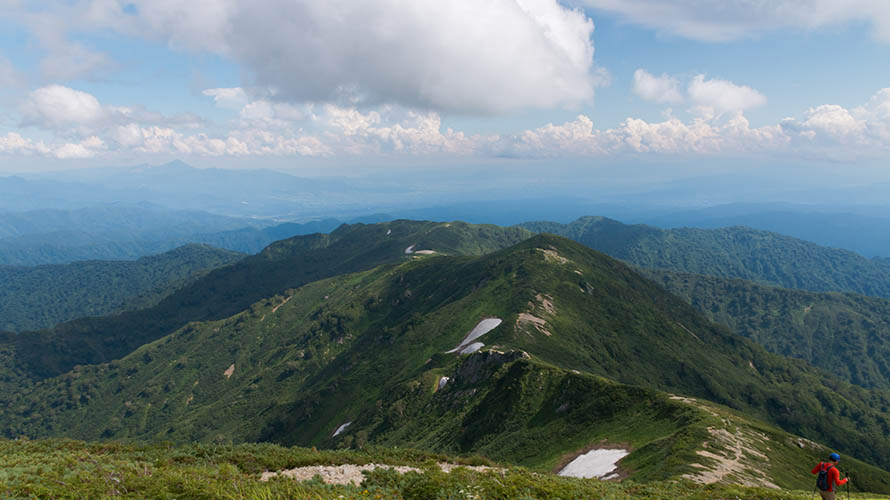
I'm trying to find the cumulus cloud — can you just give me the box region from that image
[581,0,890,42]
[21,85,106,128]
[7,81,890,162]
[318,105,485,155]
[109,124,331,157]
[781,88,890,151]
[0,132,105,159]
[632,69,683,104]
[16,0,598,114]
[498,111,786,156]
[687,75,766,115]
[53,136,105,159]
[632,70,766,117]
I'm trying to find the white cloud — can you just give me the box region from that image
[498,111,786,156]
[0,131,106,159]
[632,70,766,117]
[111,124,330,157]
[21,85,204,136]
[581,0,890,42]
[318,105,484,155]
[0,132,47,155]
[632,69,683,104]
[21,85,106,128]
[53,136,105,159]
[781,88,890,151]
[202,87,248,109]
[7,81,890,162]
[17,0,598,114]
[799,105,865,138]
[687,75,766,115]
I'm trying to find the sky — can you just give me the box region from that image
[0,0,889,182]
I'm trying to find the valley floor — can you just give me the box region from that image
[2,439,886,500]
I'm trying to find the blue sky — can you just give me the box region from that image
[0,0,889,180]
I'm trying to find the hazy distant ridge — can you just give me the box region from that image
[521,216,890,299]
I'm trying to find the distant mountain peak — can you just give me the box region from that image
[158,160,194,170]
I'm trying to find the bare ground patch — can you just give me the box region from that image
[261,463,501,485]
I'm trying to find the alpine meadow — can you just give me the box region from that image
[3,1,890,498]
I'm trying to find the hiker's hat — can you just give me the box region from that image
[829,453,840,461]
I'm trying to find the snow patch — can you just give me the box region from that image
[386,229,392,235]
[459,342,485,354]
[437,376,450,390]
[332,421,352,437]
[446,318,502,354]
[558,449,628,479]
[405,244,416,254]
[414,250,436,255]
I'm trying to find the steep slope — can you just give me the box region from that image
[520,216,890,298]
[0,220,531,381]
[644,269,890,391]
[0,244,244,332]
[7,235,890,491]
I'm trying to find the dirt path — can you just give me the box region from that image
[271,295,292,314]
[670,395,778,489]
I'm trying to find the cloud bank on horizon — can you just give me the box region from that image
[0,0,888,166]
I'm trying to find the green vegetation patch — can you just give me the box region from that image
[0,244,244,333]
[1,439,885,500]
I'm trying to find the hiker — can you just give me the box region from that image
[812,453,849,500]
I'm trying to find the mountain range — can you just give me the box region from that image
[4,221,890,493]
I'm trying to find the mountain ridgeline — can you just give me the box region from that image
[521,216,890,299]
[0,221,531,380]
[6,232,890,492]
[0,244,244,332]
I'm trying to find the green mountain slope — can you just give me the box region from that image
[520,216,890,298]
[0,244,244,332]
[6,234,890,491]
[0,220,531,381]
[643,269,890,391]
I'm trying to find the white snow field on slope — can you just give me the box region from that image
[332,422,352,437]
[446,318,502,354]
[459,342,485,354]
[558,448,628,479]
